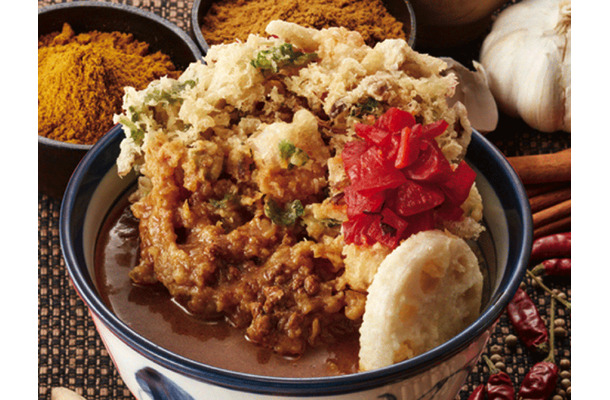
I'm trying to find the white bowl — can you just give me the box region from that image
[60,125,532,399]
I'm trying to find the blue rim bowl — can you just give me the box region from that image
[60,125,532,397]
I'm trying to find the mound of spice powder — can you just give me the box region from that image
[38,23,181,145]
[200,0,407,47]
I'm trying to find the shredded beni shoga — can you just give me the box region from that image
[112,20,484,355]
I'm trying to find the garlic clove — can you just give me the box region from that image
[441,57,498,133]
[516,39,565,133]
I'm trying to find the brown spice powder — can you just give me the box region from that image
[38,23,181,145]
[200,0,406,47]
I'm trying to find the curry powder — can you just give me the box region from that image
[201,0,406,47]
[38,23,181,145]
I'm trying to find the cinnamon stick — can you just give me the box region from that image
[525,182,568,198]
[529,186,571,213]
[507,149,571,184]
[534,216,571,239]
[532,199,571,229]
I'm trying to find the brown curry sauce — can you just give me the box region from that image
[95,193,359,377]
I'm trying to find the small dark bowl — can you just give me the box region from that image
[191,0,416,51]
[38,1,203,199]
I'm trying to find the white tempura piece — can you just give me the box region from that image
[359,230,483,371]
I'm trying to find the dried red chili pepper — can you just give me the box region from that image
[517,298,559,400]
[530,232,571,261]
[467,384,486,400]
[518,362,558,400]
[483,355,515,400]
[506,288,549,354]
[531,258,571,277]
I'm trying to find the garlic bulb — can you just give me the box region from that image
[480,0,571,133]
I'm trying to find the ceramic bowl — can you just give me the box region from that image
[60,124,531,399]
[38,1,203,199]
[191,0,416,51]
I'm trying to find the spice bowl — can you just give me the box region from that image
[409,0,510,48]
[38,1,203,199]
[191,0,416,51]
[60,124,531,399]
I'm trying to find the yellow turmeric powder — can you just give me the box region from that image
[201,0,407,47]
[38,23,180,145]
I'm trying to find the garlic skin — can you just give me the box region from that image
[480,0,571,133]
[441,58,498,133]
